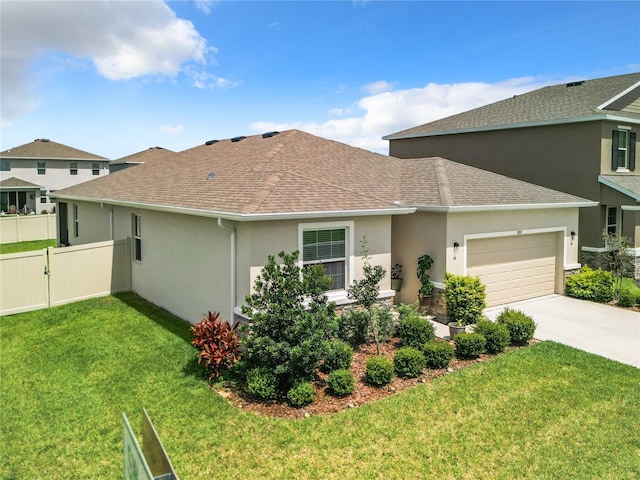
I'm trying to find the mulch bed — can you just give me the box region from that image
[216,337,530,419]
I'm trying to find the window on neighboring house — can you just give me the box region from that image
[302,227,346,290]
[92,162,100,175]
[0,160,10,171]
[37,161,46,175]
[133,214,142,262]
[606,206,619,235]
[40,192,47,204]
[70,162,78,175]
[73,204,79,237]
[612,129,636,171]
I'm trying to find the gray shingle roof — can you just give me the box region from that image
[0,139,107,161]
[599,175,640,202]
[0,177,42,188]
[384,73,640,139]
[54,130,593,218]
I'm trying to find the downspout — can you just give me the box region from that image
[217,218,237,322]
[100,203,114,240]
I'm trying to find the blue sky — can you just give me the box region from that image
[1,1,638,159]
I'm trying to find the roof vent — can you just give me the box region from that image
[231,136,246,143]
[205,139,219,146]
[262,131,280,139]
[207,171,215,180]
[149,146,163,150]
[566,81,585,87]
[35,138,50,142]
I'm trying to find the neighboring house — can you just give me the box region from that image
[109,146,177,173]
[53,130,593,324]
[384,72,640,278]
[0,138,109,213]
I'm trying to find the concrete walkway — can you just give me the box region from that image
[483,294,640,368]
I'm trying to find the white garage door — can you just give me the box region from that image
[466,233,557,307]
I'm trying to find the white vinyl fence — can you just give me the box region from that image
[0,214,57,244]
[0,238,131,316]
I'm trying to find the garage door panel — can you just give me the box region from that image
[467,233,557,307]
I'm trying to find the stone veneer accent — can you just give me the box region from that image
[581,250,639,280]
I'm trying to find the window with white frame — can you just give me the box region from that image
[302,227,347,290]
[612,129,636,171]
[73,204,79,237]
[92,162,100,175]
[70,162,78,175]
[606,206,619,235]
[1,160,10,171]
[37,161,46,175]
[133,214,142,262]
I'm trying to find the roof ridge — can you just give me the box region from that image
[243,172,286,213]
[434,158,453,205]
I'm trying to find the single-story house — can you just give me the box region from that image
[53,130,595,323]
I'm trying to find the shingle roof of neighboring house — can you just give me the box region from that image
[54,130,594,219]
[110,146,177,166]
[0,138,107,161]
[599,175,640,202]
[384,72,640,140]
[0,177,42,189]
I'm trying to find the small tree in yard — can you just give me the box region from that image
[347,237,387,354]
[602,230,633,299]
[241,251,338,393]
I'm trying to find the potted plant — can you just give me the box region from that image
[444,273,486,339]
[390,264,403,291]
[416,254,434,310]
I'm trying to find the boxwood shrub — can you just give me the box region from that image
[398,313,435,349]
[474,319,510,354]
[245,367,278,400]
[454,332,486,359]
[287,381,316,407]
[617,289,638,308]
[496,308,536,345]
[327,369,356,397]
[565,265,614,303]
[393,347,425,378]
[422,340,455,369]
[365,356,394,386]
[444,273,487,326]
[323,339,354,372]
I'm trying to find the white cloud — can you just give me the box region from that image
[0,0,213,127]
[160,125,184,134]
[251,77,552,154]
[194,0,217,15]
[362,80,395,95]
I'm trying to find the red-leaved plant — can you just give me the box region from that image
[191,311,241,381]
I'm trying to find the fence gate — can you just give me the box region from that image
[0,249,50,316]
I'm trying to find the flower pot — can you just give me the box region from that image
[448,322,465,339]
[391,278,403,291]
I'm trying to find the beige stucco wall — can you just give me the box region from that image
[391,208,580,304]
[599,120,640,174]
[68,201,112,245]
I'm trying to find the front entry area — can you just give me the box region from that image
[466,232,558,307]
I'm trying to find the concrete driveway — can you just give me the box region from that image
[484,295,640,368]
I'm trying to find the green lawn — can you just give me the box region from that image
[0,239,56,255]
[2,293,639,479]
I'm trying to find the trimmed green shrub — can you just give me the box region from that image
[496,308,536,345]
[327,369,356,397]
[287,381,316,407]
[474,320,510,354]
[454,332,486,359]
[398,313,435,349]
[617,289,637,308]
[375,305,397,343]
[422,340,455,369]
[337,309,370,347]
[323,339,354,372]
[245,367,277,400]
[365,356,394,386]
[397,302,419,321]
[565,265,614,303]
[444,273,487,326]
[394,347,425,378]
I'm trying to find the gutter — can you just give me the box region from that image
[414,201,598,213]
[217,218,237,322]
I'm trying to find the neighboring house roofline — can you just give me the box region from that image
[598,175,640,202]
[0,156,108,161]
[383,114,640,140]
[597,80,640,109]
[51,194,416,221]
[414,201,598,213]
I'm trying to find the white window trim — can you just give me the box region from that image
[73,204,79,237]
[133,214,142,263]
[615,128,630,171]
[298,220,355,301]
[606,206,619,235]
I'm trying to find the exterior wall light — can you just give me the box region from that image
[453,241,460,253]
